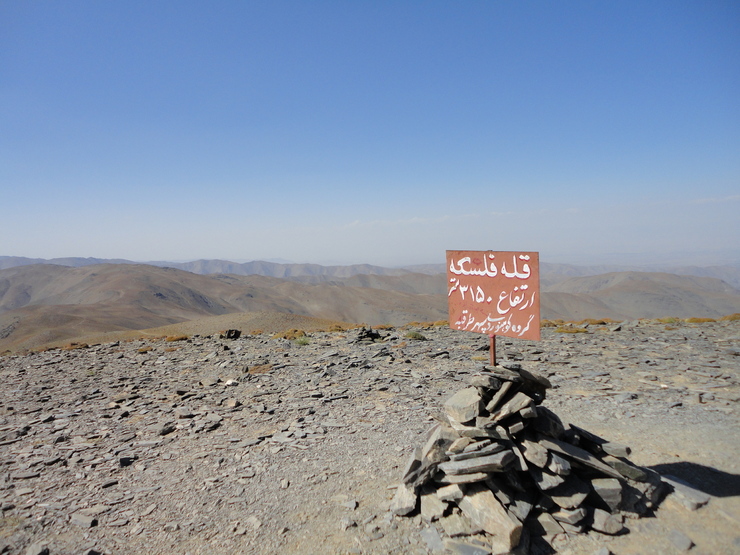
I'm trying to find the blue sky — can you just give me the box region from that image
[1,1,738,267]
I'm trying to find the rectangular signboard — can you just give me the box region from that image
[446,250,540,340]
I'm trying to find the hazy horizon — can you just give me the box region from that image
[2,248,740,270]
[2,2,738,267]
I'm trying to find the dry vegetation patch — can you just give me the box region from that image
[576,318,617,325]
[247,363,273,375]
[165,334,189,342]
[554,326,590,334]
[273,329,306,340]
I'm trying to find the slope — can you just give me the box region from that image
[544,272,740,320]
[0,264,447,353]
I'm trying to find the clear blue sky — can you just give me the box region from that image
[1,1,738,267]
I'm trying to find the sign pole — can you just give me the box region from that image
[489,334,496,366]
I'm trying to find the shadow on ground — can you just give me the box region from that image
[651,461,740,498]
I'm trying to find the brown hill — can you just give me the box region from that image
[0,256,412,279]
[539,292,624,321]
[2,264,740,353]
[0,264,447,352]
[4,255,740,288]
[291,272,447,296]
[27,310,354,351]
[165,259,411,279]
[544,271,740,320]
[284,270,740,321]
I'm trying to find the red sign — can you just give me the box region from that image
[446,250,540,340]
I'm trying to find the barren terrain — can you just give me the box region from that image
[1,319,738,554]
[0,264,446,353]
[2,263,740,355]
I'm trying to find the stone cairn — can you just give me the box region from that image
[391,364,667,554]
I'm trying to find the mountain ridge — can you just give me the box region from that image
[0,264,446,352]
[3,255,739,288]
[1,261,739,354]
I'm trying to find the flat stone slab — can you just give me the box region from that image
[520,439,549,468]
[591,508,624,535]
[468,373,502,390]
[591,478,622,512]
[438,450,515,475]
[668,528,695,551]
[552,507,586,524]
[439,512,482,537]
[443,538,491,555]
[571,424,631,457]
[449,441,506,461]
[531,512,564,536]
[458,483,522,552]
[492,392,534,422]
[436,484,464,502]
[602,455,647,481]
[547,475,590,509]
[420,491,447,521]
[662,475,711,511]
[537,436,623,479]
[436,471,490,485]
[530,466,565,490]
[486,381,513,413]
[70,512,98,528]
[447,417,507,439]
[420,526,445,552]
[444,387,482,424]
[548,452,571,476]
[389,483,417,516]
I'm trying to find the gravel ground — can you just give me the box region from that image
[1,319,738,554]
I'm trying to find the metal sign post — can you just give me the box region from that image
[489,334,496,366]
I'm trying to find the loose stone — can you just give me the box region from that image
[590,508,624,535]
[668,528,695,551]
[70,513,98,528]
[390,483,417,516]
[444,387,482,424]
[457,483,522,551]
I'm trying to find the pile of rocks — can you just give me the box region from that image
[391,363,667,554]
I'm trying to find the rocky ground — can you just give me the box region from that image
[1,320,738,554]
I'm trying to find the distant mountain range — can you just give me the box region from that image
[2,255,739,288]
[0,256,410,279]
[0,264,445,353]
[1,257,739,353]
